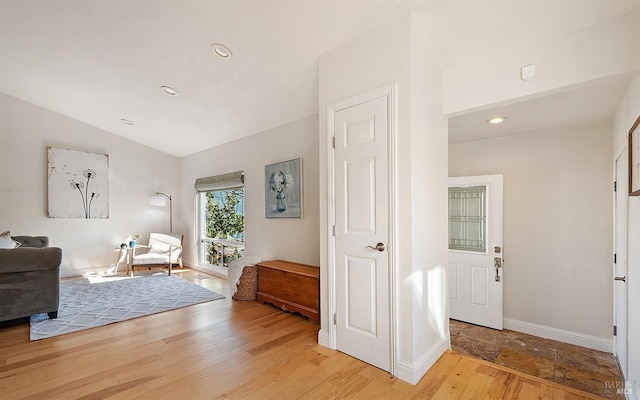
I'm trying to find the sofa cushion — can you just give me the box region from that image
[0,247,62,273]
[11,236,49,248]
[0,231,21,249]
[132,252,171,265]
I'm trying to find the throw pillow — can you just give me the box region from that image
[0,230,21,249]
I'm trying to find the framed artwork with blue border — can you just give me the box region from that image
[265,158,302,218]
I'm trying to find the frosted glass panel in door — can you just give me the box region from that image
[449,186,486,252]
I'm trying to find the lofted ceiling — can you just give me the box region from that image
[1,0,638,157]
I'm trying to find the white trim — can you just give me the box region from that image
[613,145,630,380]
[394,337,449,385]
[326,83,397,374]
[317,329,330,347]
[503,318,613,353]
[387,84,397,376]
[325,100,337,350]
[189,264,228,279]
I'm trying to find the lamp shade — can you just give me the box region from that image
[149,195,167,206]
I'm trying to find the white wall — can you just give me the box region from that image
[0,92,320,278]
[450,122,613,350]
[319,12,448,384]
[178,115,319,270]
[318,11,410,357]
[614,75,640,397]
[408,17,449,379]
[0,92,180,277]
[444,8,640,116]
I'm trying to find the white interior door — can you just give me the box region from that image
[614,149,628,377]
[333,91,391,371]
[448,175,504,330]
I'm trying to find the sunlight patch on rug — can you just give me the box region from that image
[30,274,224,340]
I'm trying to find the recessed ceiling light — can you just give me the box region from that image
[161,85,178,96]
[211,43,232,59]
[121,118,133,125]
[486,116,507,125]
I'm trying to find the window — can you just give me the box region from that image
[195,171,244,269]
[448,185,487,252]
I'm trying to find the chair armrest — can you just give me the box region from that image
[168,244,183,262]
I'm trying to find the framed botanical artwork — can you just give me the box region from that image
[629,115,640,196]
[265,158,303,218]
[47,147,109,218]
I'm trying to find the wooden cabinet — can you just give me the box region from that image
[256,260,320,324]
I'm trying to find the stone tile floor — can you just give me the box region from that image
[450,319,625,399]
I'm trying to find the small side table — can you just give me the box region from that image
[113,245,133,275]
[126,247,135,277]
[114,246,127,274]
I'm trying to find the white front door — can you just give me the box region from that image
[614,149,628,376]
[448,175,504,330]
[332,90,391,371]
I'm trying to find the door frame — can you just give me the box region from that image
[448,174,504,330]
[326,84,397,374]
[613,145,629,378]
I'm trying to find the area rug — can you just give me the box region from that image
[30,274,224,341]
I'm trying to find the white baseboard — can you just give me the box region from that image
[189,264,227,279]
[60,265,112,278]
[317,329,330,348]
[394,336,449,385]
[316,329,449,385]
[503,318,613,353]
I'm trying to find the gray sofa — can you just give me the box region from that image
[0,236,61,322]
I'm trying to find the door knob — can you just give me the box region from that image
[615,276,626,282]
[366,242,385,252]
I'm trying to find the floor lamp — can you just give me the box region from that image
[150,192,173,232]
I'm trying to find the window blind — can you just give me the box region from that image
[194,170,244,192]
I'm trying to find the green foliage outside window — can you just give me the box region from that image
[205,188,244,266]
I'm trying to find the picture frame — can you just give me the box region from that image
[629,115,640,196]
[47,147,110,218]
[265,158,303,218]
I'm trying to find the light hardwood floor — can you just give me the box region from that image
[0,270,604,399]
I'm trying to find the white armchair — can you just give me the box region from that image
[128,233,183,276]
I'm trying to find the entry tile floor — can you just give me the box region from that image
[450,319,624,399]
